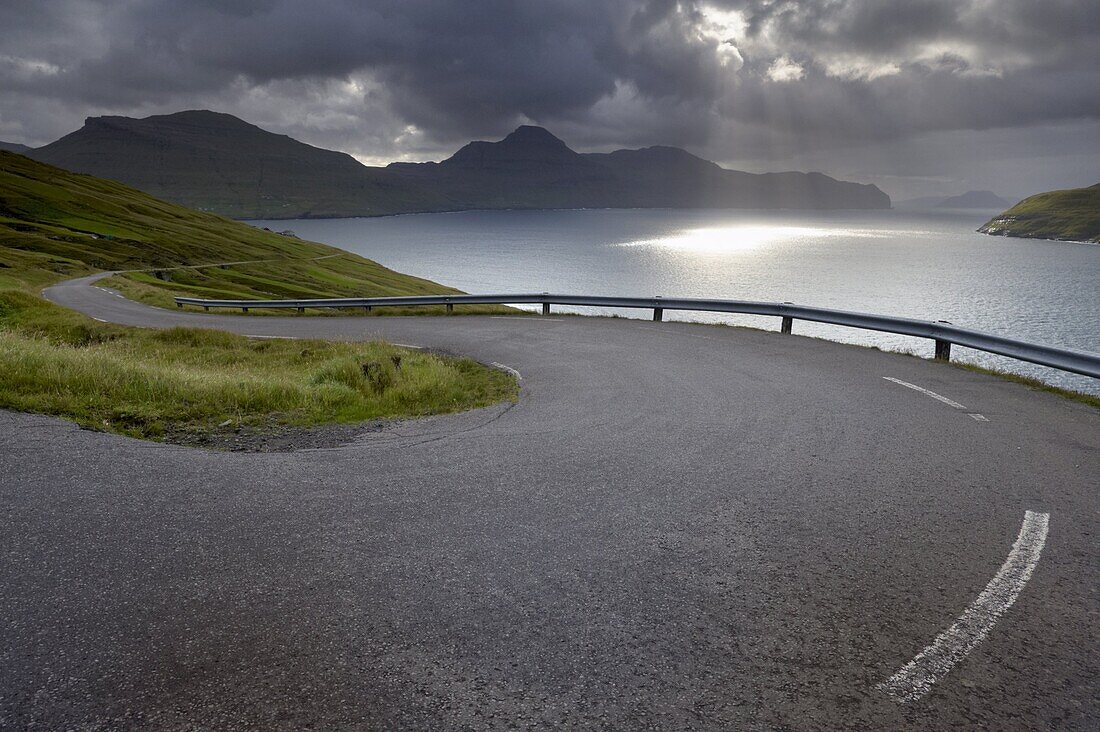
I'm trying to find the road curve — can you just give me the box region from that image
[1,274,1097,729]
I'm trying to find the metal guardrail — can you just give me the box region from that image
[173,293,1100,378]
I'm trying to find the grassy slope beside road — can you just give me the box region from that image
[979,183,1100,243]
[0,151,516,441]
[0,150,503,313]
[0,291,515,440]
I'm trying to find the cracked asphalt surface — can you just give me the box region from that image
[0,274,1097,729]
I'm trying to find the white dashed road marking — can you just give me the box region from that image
[393,343,424,350]
[877,510,1050,703]
[883,377,991,422]
[883,376,967,410]
[94,286,125,299]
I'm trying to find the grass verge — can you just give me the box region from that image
[100,267,512,317]
[951,360,1100,409]
[0,290,517,441]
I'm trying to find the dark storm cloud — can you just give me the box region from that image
[0,1,742,140]
[708,0,1100,138]
[0,1,1097,197]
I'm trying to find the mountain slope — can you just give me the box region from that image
[29,111,449,218]
[979,184,1100,243]
[0,141,31,154]
[0,150,460,303]
[389,125,620,210]
[30,111,891,218]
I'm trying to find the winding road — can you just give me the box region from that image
[2,274,1097,729]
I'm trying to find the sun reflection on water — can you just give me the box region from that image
[619,225,881,253]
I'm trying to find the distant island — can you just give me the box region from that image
[895,190,1012,209]
[979,184,1100,243]
[24,110,890,219]
[936,191,1012,209]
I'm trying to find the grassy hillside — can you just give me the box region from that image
[0,150,460,300]
[0,151,516,442]
[979,184,1100,243]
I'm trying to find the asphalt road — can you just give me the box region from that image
[1,274,1097,729]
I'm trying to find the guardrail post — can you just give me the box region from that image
[176,302,183,309]
[296,307,304,313]
[542,303,551,315]
[781,316,793,334]
[653,307,663,322]
[935,339,952,361]
[365,305,372,314]
[242,307,249,313]
[446,303,454,314]
[934,320,953,362]
[203,306,209,312]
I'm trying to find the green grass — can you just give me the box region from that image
[951,360,1100,409]
[0,290,517,440]
[979,183,1100,243]
[0,151,518,441]
[0,150,511,311]
[100,266,508,317]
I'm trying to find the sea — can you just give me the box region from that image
[246,208,1100,395]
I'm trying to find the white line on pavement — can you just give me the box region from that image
[968,413,990,422]
[490,362,522,380]
[877,510,1050,703]
[883,376,967,410]
[392,343,424,350]
[490,316,558,322]
[245,334,299,340]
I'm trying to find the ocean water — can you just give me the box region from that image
[247,208,1100,394]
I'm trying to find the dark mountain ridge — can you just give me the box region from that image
[896,190,1013,209]
[30,110,890,219]
[0,141,32,154]
[29,111,449,218]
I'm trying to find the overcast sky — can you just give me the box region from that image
[2,0,1098,199]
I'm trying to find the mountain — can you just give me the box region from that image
[936,190,1011,209]
[29,111,449,219]
[979,184,1100,243]
[388,125,623,209]
[0,141,31,154]
[392,126,890,210]
[30,111,890,218]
